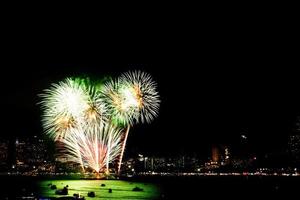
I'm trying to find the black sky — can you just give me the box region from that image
[1,9,299,159]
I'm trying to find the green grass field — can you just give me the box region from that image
[38,179,161,200]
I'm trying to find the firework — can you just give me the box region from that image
[40,70,160,175]
[40,78,90,140]
[40,77,123,173]
[120,70,160,124]
[100,78,137,126]
[58,123,123,172]
[81,79,108,128]
[116,71,160,173]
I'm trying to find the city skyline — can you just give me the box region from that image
[1,134,299,176]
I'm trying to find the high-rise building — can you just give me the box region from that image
[15,138,27,167]
[288,134,300,160]
[0,139,9,170]
[288,116,300,162]
[15,136,50,170]
[212,145,220,163]
[224,146,231,164]
[224,147,230,159]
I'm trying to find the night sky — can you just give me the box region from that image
[1,12,299,159]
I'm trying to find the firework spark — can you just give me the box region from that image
[58,123,123,172]
[120,70,160,124]
[82,81,108,128]
[40,78,89,140]
[101,78,137,126]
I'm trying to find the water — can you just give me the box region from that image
[38,179,161,199]
[0,176,299,199]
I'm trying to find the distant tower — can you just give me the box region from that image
[223,146,231,165]
[0,139,9,169]
[288,135,300,156]
[151,157,154,171]
[15,138,26,167]
[224,147,230,159]
[288,134,300,161]
[212,145,220,163]
[288,116,300,161]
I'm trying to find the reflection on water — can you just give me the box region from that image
[38,180,161,200]
[0,176,300,199]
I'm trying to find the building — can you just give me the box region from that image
[288,134,300,161]
[0,139,9,170]
[212,145,220,163]
[224,146,231,164]
[15,136,52,172]
[126,154,200,173]
[204,145,232,171]
[15,138,27,167]
[288,116,300,163]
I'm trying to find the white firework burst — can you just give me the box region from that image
[40,78,90,140]
[81,81,108,128]
[58,123,123,172]
[100,78,137,126]
[120,70,160,124]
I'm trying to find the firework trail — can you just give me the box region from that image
[58,123,123,172]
